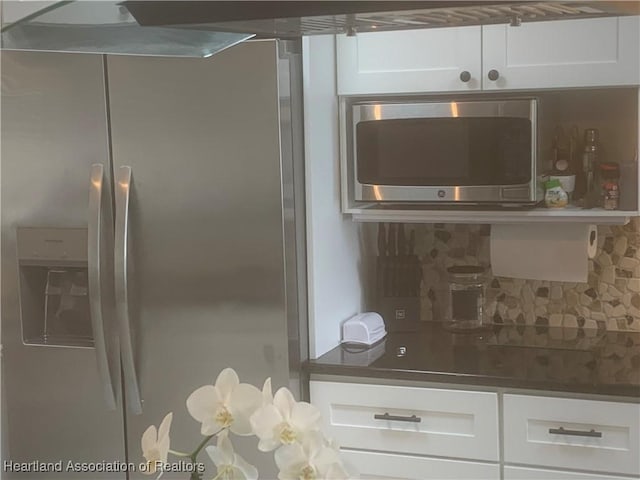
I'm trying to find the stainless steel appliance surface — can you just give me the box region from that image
[342,97,538,207]
[1,40,306,479]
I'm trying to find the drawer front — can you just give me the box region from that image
[504,394,640,476]
[505,466,634,480]
[310,381,499,461]
[343,449,499,480]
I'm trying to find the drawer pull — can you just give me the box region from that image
[548,427,602,438]
[374,413,421,423]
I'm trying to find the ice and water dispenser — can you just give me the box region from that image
[17,227,94,347]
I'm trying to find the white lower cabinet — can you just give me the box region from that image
[310,380,640,480]
[504,466,633,480]
[342,449,499,480]
[310,380,500,479]
[310,381,499,461]
[503,394,640,477]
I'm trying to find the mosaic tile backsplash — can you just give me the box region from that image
[414,219,640,332]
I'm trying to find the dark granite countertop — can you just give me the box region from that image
[305,323,640,397]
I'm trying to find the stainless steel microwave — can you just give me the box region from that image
[342,98,538,206]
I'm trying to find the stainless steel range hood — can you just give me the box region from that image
[2,1,638,57]
[1,1,254,56]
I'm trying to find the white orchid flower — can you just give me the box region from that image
[275,431,349,480]
[250,385,322,451]
[205,430,258,480]
[261,377,273,404]
[186,368,262,436]
[141,412,173,475]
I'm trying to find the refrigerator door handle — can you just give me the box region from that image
[115,165,143,414]
[88,164,117,410]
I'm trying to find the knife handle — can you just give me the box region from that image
[376,257,384,298]
[397,223,406,256]
[387,224,396,257]
[378,223,389,297]
[377,223,387,257]
[408,229,415,255]
[414,258,423,297]
[383,256,391,297]
[387,224,397,296]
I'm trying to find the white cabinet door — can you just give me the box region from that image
[503,394,640,477]
[482,16,640,90]
[336,27,481,95]
[343,450,500,480]
[505,466,633,480]
[310,381,499,462]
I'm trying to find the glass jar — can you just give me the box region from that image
[445,265,487,331]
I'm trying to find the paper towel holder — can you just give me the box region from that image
[490,223,598,283]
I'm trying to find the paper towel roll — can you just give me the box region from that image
[490,224,597,282]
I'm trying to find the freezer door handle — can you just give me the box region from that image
[88,164,117,410]
[115,165,143,415]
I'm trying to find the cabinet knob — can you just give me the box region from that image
[488,69,500,81]
[459,70,471,83]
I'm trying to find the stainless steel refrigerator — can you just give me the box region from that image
[1,39,307,479]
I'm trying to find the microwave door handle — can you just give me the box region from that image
[115,165,143,415]
[88,164,117,410]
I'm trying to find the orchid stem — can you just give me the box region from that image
[187,429,225,480]
[168,449,191,457]
[190,433,216,460]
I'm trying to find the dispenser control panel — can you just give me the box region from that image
[17,227,87,266]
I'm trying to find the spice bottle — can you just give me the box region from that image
[598,162,620,210]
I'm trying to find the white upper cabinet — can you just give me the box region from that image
[336,26,482,95]
[483,17,640,90]
[337,16,640,95]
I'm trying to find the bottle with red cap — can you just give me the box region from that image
[598,162,620,210]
